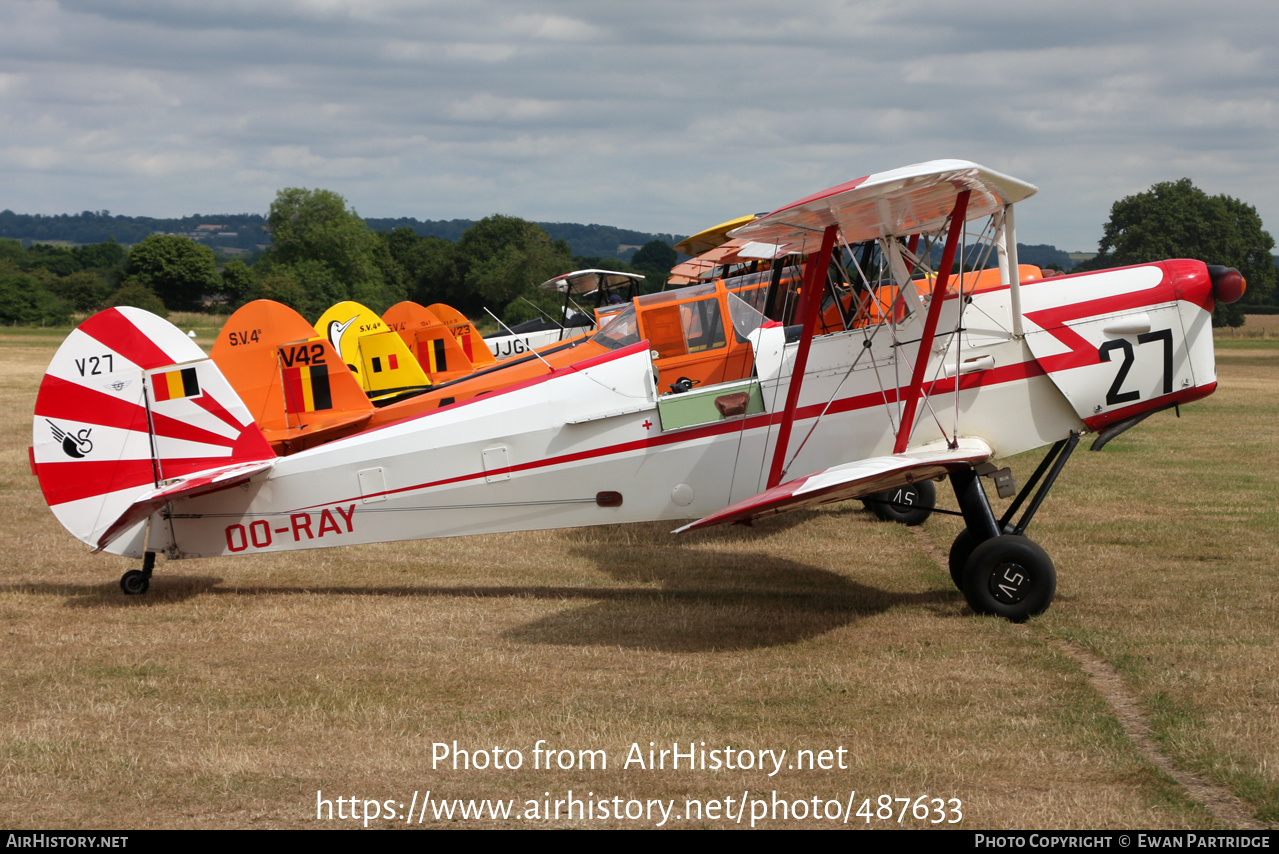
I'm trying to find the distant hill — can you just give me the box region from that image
[0,209,685,261]
[365,217,686,261]
[1017,243,1079,271]
[0,207,1082,268]
[0,210,269,252]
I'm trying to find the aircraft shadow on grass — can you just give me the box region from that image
[20,509,959,649]
[502,512,955,652]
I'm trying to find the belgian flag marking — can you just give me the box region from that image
[283,364,333,413]
[153,367,200,402]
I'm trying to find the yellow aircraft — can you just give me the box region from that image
[314,301,432,404]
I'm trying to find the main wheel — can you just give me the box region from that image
[947,529,979,590]
[960,535,1056,622]
[120,569,149,595]
[864,480,935,526]
[948,527,1020,589]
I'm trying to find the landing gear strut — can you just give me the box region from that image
[120,552,155,596]
[949,433,1079,621]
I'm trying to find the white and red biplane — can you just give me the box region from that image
[30,160,1245,621]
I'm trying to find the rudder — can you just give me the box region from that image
[32,307,275,554]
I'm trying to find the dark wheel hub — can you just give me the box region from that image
[960,534,1056,622]
[120,569,149,595]
[988,560,1031,604]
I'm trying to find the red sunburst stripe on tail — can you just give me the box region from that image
[36,451,266,507]
[79,308,181,370]
[189,382,249,432]
[36,459,158,506]
[36,376,237,449]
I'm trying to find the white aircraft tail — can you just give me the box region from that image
[31,307,277,554]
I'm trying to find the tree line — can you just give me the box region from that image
[0,208,683,265]
[1,180,1273,328]
[0,188,680,326]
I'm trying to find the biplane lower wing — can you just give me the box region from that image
[674,438,992,532]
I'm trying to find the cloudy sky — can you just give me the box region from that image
[2,0,1275,251]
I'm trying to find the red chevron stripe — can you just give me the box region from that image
[36,376,236,449]
[79,308,178,369]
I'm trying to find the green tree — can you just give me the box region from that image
[630,239,677,285]
[401,230,462,306]
[0,239,23,265]
[263,188,399,313]
[47,270,111,311]
[382,229,458,307]
[254,270,311,316]
[217,258,258,312]
[1081,179,1275,326]
[0,271,72,325]
[72,238,126,272]
[454,215,572,318]
[124,234,220,312]
[22,243,80,276]
[106,283,168,318]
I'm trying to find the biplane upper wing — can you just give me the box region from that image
[538,269,646,295]
[674,438,992,533]
[732,159,1037,247]
[674,214,757,256]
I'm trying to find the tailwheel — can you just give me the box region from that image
[864,480,935,526]
[119,552,156,596]
[960,535,1056,622]
[120,570,149,595]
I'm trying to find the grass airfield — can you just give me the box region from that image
[1,319,1276,829]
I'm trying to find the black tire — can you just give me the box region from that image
[947,528,979,590]
[864,480,935,526]
[120,569,149,595]
[960,535,1055,622]
[948,527,1020,589]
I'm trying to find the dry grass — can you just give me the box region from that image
[2,334,1276,828]
[1216,313,1279,339]
[1011,340,1279,822]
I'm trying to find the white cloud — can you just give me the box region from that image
[0,0,1274,249]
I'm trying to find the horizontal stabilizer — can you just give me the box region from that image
[674,438,992,533]
[95,459,275,551]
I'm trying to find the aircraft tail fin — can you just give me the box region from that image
[427,303,498,368]
[32,307,277,553]
[383,301,477,382]
[212,299,375,452]
[315,300,432,402]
